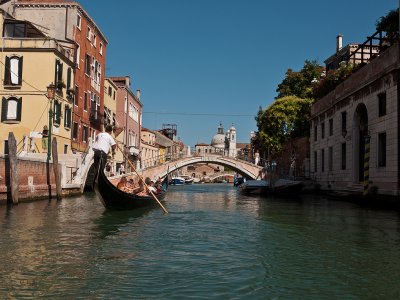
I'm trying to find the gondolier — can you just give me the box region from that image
[93,125,116,173]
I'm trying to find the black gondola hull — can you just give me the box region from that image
[94,160,167,210]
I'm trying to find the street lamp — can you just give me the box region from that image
[46,84,56,162]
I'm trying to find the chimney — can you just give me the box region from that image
[136,89,141,100]
[336,34,343,53]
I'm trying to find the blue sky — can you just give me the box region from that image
[80,0,397,147]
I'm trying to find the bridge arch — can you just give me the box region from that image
[141,155,262,181]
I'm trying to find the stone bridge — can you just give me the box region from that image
[141,154,262,181]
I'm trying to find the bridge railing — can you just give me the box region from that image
[141,152,189,169]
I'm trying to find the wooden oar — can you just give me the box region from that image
[116,144,168,214]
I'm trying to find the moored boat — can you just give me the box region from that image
[94,159,167,210]
[238,179,303,196]
[169,176,185,185]
[181,175,194,184]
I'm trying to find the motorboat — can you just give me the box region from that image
[181,175,194,184]
[169,176,185,186]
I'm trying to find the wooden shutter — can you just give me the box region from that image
[54,59,58,83]
[16,97,22,121]
[18,57,23,86]
[4,57,10,85]
[59,62,63,82]
[1,97,8,122]
[67,67,71,89]
[57,101,62,125]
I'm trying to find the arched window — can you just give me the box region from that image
[4,56,23,86]
[1,97,22,123]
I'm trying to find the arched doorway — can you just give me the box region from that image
[353,104,368,182]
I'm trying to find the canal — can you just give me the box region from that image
[0,184,399,299]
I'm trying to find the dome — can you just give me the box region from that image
[211,134,226,149]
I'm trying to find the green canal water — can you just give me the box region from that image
[0,184,399,299]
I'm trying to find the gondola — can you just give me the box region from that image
[93,158,168,210]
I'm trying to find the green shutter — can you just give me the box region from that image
[16,97,22,121]
[18,57,23,86]
[67,67,71,89]
[4,57,10,85]
[59,62,63,82]
[54,59,58,83]
[1,97,8,122]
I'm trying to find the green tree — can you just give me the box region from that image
[256,96,312,154]
[376,9,399,44]
[276,60,324,99]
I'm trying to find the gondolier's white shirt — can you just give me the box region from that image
[93,132,116,154]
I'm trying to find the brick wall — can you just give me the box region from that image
[0,157,57,203]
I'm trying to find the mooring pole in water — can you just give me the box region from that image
[8,132,19,205]
[52,137,62,200]
[363,135,371,196]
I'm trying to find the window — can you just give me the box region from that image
[341,143,346,170]
[64,144,68,154]
[3,22,26,37]
[93,34,97,47]
[64,105,72,128]
[74,85,79,106]
[84,92,88,111]
[328,146,333,171]
[55,59,63,84]
[87,26,92,40]
[85,54,91,75]
[1,97,22,123]
[378,132,386,167]
[329,119,333,136]
[76,14,81,30]
[73,122,78,139]
[113,91,116,100]
[314,125,317,142]
[99,42,103,55]
[341,111,347,135]
[321,122,325,139]
[314,151,317,173]
[378,92,386,117]
[82,125,88,142]
[76,44,80,68]
[53,100,62,126]
[108,86,112,96]
[4,56,23,86]
[321,149,325,172]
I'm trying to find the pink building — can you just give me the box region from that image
[109,76,142,162]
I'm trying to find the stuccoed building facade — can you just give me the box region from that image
[310,41,400,196]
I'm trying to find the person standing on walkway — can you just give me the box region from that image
[93,125,116,174]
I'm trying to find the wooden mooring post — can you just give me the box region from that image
[52,137,62,200]
[8,132,19,205]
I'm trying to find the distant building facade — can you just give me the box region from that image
[110,76,142,163]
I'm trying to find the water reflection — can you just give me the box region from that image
[0,186,399,299]
[93,208,152,240]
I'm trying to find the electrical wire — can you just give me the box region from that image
[142,111,255,117]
